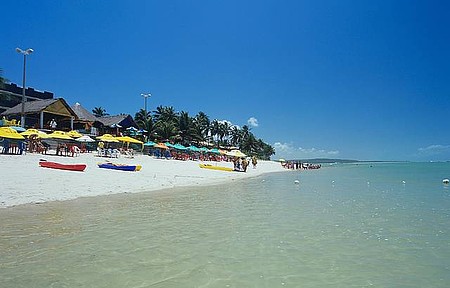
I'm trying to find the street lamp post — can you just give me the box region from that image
[16,47,34,128]
[141,93,151,114]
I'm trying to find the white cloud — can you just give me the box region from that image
[418,144,450,155]
[273,142,339,159]
[247,117,259,127]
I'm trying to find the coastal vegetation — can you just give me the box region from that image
[134,105,275,160]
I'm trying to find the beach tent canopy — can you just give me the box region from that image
[144,141,156,147]
[9,126,26,132]
[116,136,143,144]
[76,135,95,142]
[67,130,83,138]
[0,127,25,139]
[226,149,247,158]
[154,142,168,149]
[21,129,49,139]
[164,142,175,148]
[209,148,221,154]
[97,134,119,142]
[187,145,200,152]
[48,131,74,140]
[173,143,187,150]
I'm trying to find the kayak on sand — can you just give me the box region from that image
[97,162,142,172]
[39,159,87,172]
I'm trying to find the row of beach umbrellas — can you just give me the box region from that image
[143,140,247,157]
[0,127,247,157]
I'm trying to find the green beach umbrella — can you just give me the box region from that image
[187,145,200,152]
[144,141,156,147]
[173,143,187,150]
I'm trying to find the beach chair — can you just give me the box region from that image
[111,149,120,158]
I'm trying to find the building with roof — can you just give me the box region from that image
[98,114,136,128]
[71,102,104,134]
[1,98,78,130]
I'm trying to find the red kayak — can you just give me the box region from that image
[39,160,87,172]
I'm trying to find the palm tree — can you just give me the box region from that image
[210,120,220,146]
[134,109,155,140]
[218,121,230,146]
[193,111,210,142]
[153,105,178,124]
[155,120,178,141]
[241,133,258,155]
[229,126,243,147]
[92,107,109,117]
[178,111,200,144]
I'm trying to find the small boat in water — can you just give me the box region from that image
[199,163,233,172]
[39,159,86,172]
[98,162,142,171]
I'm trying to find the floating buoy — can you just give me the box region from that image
[294,180,300,184]
[443,179,449,184]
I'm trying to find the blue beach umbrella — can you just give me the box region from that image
[187,145,200,152]
[9,126,26,132]
[173,143,187,150]
[144,141,156,147]
[200,147,209,153]
[165,142,175,148]
[209,148,221,154]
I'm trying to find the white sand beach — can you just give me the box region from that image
[0,153,286,208]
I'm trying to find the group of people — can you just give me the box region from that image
[281,161,321,170]
[233,156,258,172]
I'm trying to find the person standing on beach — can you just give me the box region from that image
[251,156,257,168]
[242,157,249,172]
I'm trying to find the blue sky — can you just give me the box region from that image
[2,0,449,161]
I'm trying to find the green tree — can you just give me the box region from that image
[134,109,155,140]
[92,107,109,117]
[193,111,210,142]
[153,105,178,124]
[229,126,243,147]
[178,111,201,144]
[155,120,178,141]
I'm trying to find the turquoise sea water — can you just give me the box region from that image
[1,162,449,287]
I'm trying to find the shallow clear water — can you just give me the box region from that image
[1,162,449,287]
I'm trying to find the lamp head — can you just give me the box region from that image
[16,47,33,55]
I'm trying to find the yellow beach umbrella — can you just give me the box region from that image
[21,129,49,139]
[226,149,247,158]
[115,136,143,144]
[48,131,73,140]
[96,134,119,143]
[0,127,25,140]
[67,130,83,138]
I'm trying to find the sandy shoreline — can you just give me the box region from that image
[0,152,286,208]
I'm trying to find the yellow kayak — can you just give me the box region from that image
[199,163,233,172]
